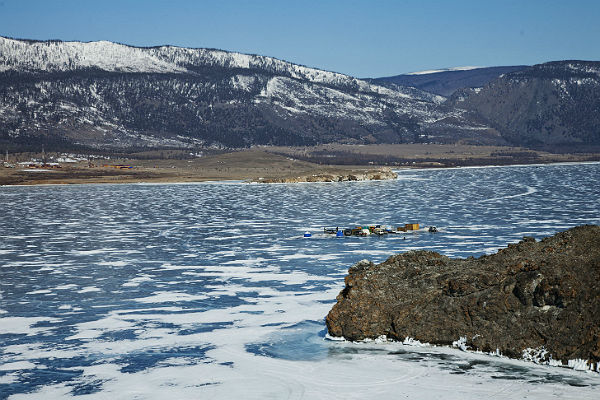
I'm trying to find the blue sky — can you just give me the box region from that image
[0,0,598,77]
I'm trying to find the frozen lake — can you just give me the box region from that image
[1,162,599,399]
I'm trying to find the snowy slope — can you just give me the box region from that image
[0,36,409,97]
[0,36,502,150]
[0,37,187,74]
[450,60,600,147]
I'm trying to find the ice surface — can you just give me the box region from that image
[132,292,209,303]
[76,286,101,294]
[0,361,37,371]
[452,336,469,351]
[0,317,60,335]
[0,163,599,399]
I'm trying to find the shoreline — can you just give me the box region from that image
[2,159,599,187]
[0,168,399,187]
[1,147,599,187]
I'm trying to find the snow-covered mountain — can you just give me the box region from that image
[450,61,600,148]
[0,36,504,151]
[0,36,378,88]
[371,66,528,97]
[405,66,484,75]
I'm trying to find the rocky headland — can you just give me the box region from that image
[254,168,397,183]
[326,225,600,370]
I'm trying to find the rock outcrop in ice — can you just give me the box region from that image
[326,225,600,370]
[254,168,397,183]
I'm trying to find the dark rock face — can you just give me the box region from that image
[326,225,600,367]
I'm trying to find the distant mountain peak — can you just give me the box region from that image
[372,65,529,97]
[406,66,484,75]
[450,60,600,149]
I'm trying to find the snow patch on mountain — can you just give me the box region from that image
[229,75,258,91]
[0,37,187,74]
[406,66,483,75]
[0,37,442,104]
[564,63,600,76]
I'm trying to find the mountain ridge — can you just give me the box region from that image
[0,36,376,90]
[450,60,600,148]
[1,36,598,152]
[0,36,501,151]
[370,65,529,97]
